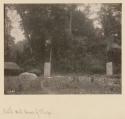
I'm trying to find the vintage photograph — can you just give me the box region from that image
[4,3,121,94]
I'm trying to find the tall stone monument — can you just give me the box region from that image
[44,38,52,78]
[44,62,51,77]
[106,62,113,76]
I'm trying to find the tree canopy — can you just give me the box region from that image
[4,4,121,74]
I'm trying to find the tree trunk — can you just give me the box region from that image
[20,13,33,55]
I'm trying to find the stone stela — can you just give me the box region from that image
[44,62,51,77]
[106,62,113,76]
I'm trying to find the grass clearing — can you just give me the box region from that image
[4,75,121,94]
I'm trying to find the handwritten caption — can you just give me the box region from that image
[0,106,53,118]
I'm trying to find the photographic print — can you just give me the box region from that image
[4,3,121,94]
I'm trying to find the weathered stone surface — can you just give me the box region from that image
[18,72,40,91]
[19,72,38,80]
[106,62,113,75]
[44,62,51,77]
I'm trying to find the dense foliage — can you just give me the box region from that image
[4,4,121,74]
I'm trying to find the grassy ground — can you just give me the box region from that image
[4,75,121,94]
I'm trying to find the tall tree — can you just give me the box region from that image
[99,3,121,74]
[4,5,16,62]
[13,4,100,73]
